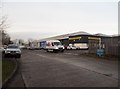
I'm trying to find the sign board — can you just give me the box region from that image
[69,37,81,40]
[96,49,104,56]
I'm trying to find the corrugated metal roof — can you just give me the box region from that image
[111,34,120,37]
[94,33,111,37]
[39,31,114,41]
[69,31,92,36]
[39,34,69,41]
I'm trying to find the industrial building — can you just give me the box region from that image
[39,31,111,49]
[38,31,119,57]
[39,34,69,48]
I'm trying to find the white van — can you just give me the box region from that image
[45,40,64,52]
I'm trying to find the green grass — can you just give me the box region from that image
[2,60,16,82]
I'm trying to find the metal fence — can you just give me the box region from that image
[88,36,120,57]
[102,36,120,57]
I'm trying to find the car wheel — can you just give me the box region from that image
[17,54,21,58]
[61,49,64,52]
[46,49,49,52]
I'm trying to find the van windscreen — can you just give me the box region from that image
[53,42,61,46]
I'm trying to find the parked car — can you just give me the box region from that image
[67,45,76,50]
[64,45,68,50]
[4,44,21,58]
[27,47,31,50]
[19,45,26,49]
[0,47,5,54]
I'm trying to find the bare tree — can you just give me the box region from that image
[1,30,10,45]
[0,16,9,30]
[0,16,10,45]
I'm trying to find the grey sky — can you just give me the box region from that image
[3,0,119,2]
[2,0,118,40]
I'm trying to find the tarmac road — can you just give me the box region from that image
[7,49,118,87]
[18,49,118,87]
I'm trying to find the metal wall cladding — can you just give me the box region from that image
[102,36,120,57]
[88,36,120,57]
[59,39,69,45]
[69,35,88,44]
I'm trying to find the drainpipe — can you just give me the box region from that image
[99,38,101,49]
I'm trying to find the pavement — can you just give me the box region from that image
[6,49,118,87]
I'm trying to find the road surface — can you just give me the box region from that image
[8,49,119,87]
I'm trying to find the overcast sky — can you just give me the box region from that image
[1,0,118,40]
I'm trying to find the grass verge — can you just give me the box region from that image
[2,60,16,82]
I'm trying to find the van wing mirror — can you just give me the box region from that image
[52,43,54,46]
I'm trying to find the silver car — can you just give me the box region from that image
[4,44,21,58]
[0,47,5,54]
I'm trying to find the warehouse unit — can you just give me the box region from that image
[59,38,69,46]
[38,31,119,57]
[88,34,111,54]
[39,31,112,51]
[69,32,111,50]
[69,32,93,49]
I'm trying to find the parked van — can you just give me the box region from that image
[29,41,40,50]
[39,41,46,49]
[44,40,64,52]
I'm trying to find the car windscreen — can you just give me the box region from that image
[53,42,61,46]
[7,45,19,49]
